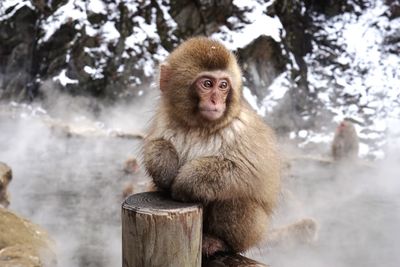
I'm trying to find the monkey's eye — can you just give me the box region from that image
[203,79,213,88]
[219,81,228,90]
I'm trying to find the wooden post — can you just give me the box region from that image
[122,192,202,267]
[122,191,269,267]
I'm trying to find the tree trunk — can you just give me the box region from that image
[122,191,202,267]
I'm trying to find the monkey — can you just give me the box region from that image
[332,120,359,161]
[0,162,12,208]
[123,157,140,174]
[143,37,281,256]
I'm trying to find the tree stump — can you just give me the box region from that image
[122,192,202,267]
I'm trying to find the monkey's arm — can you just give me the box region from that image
[171,156,253,202]
[143,139,179,190]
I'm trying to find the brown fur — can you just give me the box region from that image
[143,37,281,254]
[332,120,359,161]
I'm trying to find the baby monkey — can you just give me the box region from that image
[143,37,281,256]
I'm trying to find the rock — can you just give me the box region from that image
[0,162,12,208]
[38,20,78,76]
[0,208,56,267]
[303,0,362,17]
[385,0,400,19]
[169,0,235,36]
[0,245,42,267]
[389,3,400,19]
[0,0,264,102]
[0,5,39,101]
[383,29,400,54]
[238,35,286,100]
[268,0,313,58]
[266,0,315,132]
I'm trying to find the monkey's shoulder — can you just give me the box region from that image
[235,107,276,139]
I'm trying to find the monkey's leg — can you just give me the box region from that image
[204,200,269,254]
[202,234,230,257]
[143,139,179,190]
[266,218,318,247]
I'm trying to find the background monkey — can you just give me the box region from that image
[143,37,281,256]
[0,162,12,208]
[332,120,359,161]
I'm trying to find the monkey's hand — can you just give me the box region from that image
[171,156,243,202]
[143,139,179,191]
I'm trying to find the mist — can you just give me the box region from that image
[1,84,400,267]
[0,85,159,267]
[1,0,399,266]
[249,128,400,267]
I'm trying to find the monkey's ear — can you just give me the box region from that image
[159,63,171,93]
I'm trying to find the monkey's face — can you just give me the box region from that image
[159,37,243,128]
[194,71,231,121]
[337,121,355,136]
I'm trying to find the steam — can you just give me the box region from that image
[0,82,158,267]
[1,81,400,267]
[248,123,400,267]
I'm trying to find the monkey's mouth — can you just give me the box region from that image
[200,109,223,121]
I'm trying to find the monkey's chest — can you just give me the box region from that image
[167,132,225,163]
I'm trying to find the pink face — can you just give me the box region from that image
[338,121,349,131]
[194,71,231,121]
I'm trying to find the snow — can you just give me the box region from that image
[260,73,290,113]
[0,0,34,21]
[39,0,119,46]
[53,69,79,86]
[299,130,308,138]
[299,0,400,158]
[156,0,178,33]
[87,0,106,14]
[123,6,169,78]
[243,87,266,115]
[212,0,283,50]
[1,0,398,159]
[329,1,400,115]
[40,0,87,43]
[40,1,121,81]
[101,21,120,42]
[126,16,157,47]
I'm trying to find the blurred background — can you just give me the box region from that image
[0,0,399,266]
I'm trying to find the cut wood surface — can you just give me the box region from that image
[122,192,203,267]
